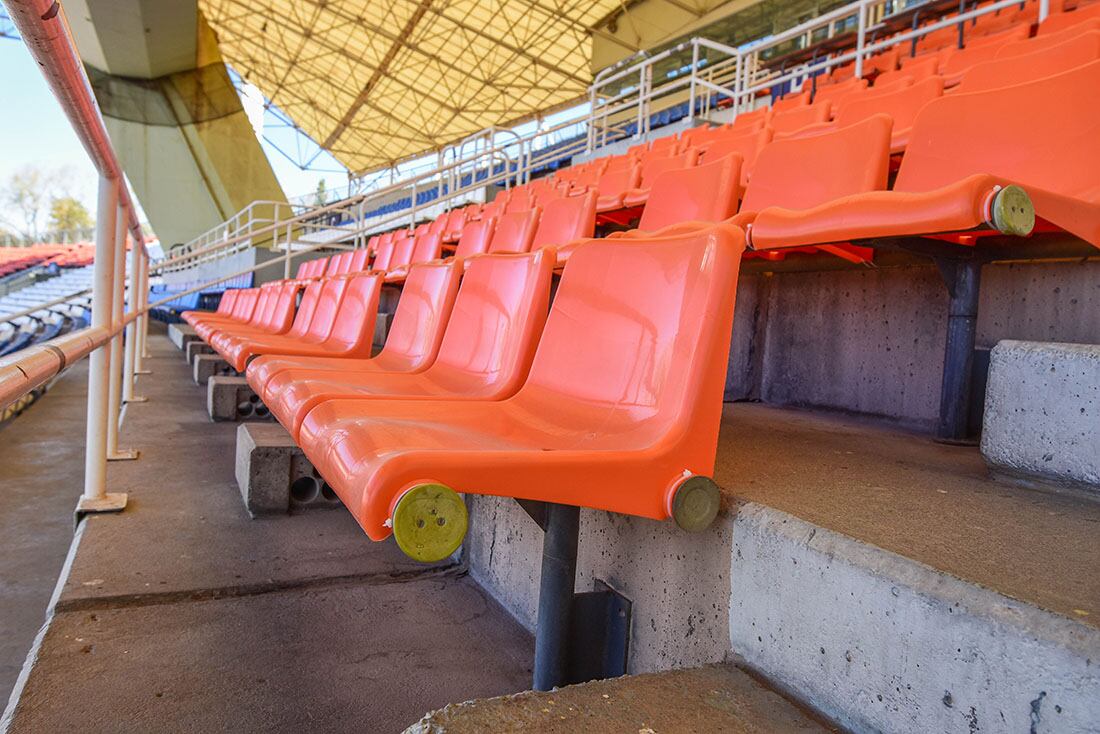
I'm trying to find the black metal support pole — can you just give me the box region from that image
[532,502,580,691]
[936,257,982,441]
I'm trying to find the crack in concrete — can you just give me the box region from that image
[55,563,467,614]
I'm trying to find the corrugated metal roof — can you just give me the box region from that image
[200,0,624,173]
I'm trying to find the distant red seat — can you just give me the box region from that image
[956,29,1100,92]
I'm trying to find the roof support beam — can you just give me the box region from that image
[321,0,435,149]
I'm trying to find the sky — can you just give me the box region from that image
[0,34,345,240]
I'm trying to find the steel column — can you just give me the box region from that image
[137,248,151,369]
[106,203,136,460]
[533,502,580,691]
[936,257,982,442]
[123,230,144,402]
[78,176,127,515]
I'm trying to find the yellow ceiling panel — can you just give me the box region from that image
[199,0,622,173]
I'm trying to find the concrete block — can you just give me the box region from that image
[185,340,213,365]
[728,504,1100,734]
[207,375,269,422]
[167,323,198,351]
[234,423,342,516]
[981,340,1100,489]
[192,353,234,386]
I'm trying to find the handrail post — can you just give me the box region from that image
[123,227,143,403]
[855,0,868,78]
[78,175,127,516]
[107,203,138,460]
[136,247,151,370]
[688,41,699,122]
[1038,0,1050,21]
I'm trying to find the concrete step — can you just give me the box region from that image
[465,404,1100,733]
[405,663,831,733]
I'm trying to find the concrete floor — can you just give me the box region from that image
[0,361,89,704]
[713,403,1100,625]
[2,332,533,733]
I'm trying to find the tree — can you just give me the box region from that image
[49,196,94,236]
[0,166,54,242]
[314,179,328,206]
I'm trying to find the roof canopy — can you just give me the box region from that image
[199,0,625,173]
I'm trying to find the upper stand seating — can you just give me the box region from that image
[954,28,1100,93]
[253,249,554,438]
[748,60,1100,253]
[296,225,746,559]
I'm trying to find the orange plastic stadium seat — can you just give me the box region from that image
[487,208,541,253]
[770,89,811,114]
[696,127,773,186]
[749,61,1100,252]
[878,53,941,87]
[592,162,643,212]
[181,288,237,325]
[957,29,1100,92]
[835,76,944,153]
[769,101,833,135]
[347,247,371,273]
[255,250,553,439]
[938,23,1032,85]
[294,262,312,279]
[442,207,474,242]
[554,155,742,264]
[206,282,302,347]
[385,231,445,283]
[1000,18,1100,54]
[453,217,497,259]
[216,272,385,372]
[192,287,262,340]
[384,232,419,273]
[1038,1,1100,33]
[247,259,462,393]
[529,191,596,250]
[812,76,868,108]
[295,225,746,552]
[621,149,701,208]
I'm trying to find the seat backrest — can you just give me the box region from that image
[443,208,469,240]
[638,154,742,232]
[596,164,641,197]
[505,188,536,213]
[729,105,770,132]
[429,250,553,394]
[1038,2,1100,34]
[217,289,238,315]
[249,286,278,326]
[335,251,355,275]
[294,262,311,279]
[697,127,772,180]
[305,277,351,341]
[285,281,324,339]
[1003,17,1100,54]
[836,76,944,133]
[371,236,398,272]
[233,288,260,321]
[649,134,680,153]
[322,255,342,276]
[321,272,383,353]
[769,101,833,134]
[387,233,419,271]
[531,191,596,249]
[812,77,868,107]
[454,217,497,259]
[742,114,892,213]
[879,52,941,87]
[771,89,811,113]
[940,23,1032,75]
[409,231,444,265]
[488,208,541,253]
[348,247,372,273]
[638,149,700,189]
[960,29,1100,92]
[266,282,301,333]
[895,59,1100,205]
[374,260,462,370]
[512,226,745,471]
[428,214,449,237]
